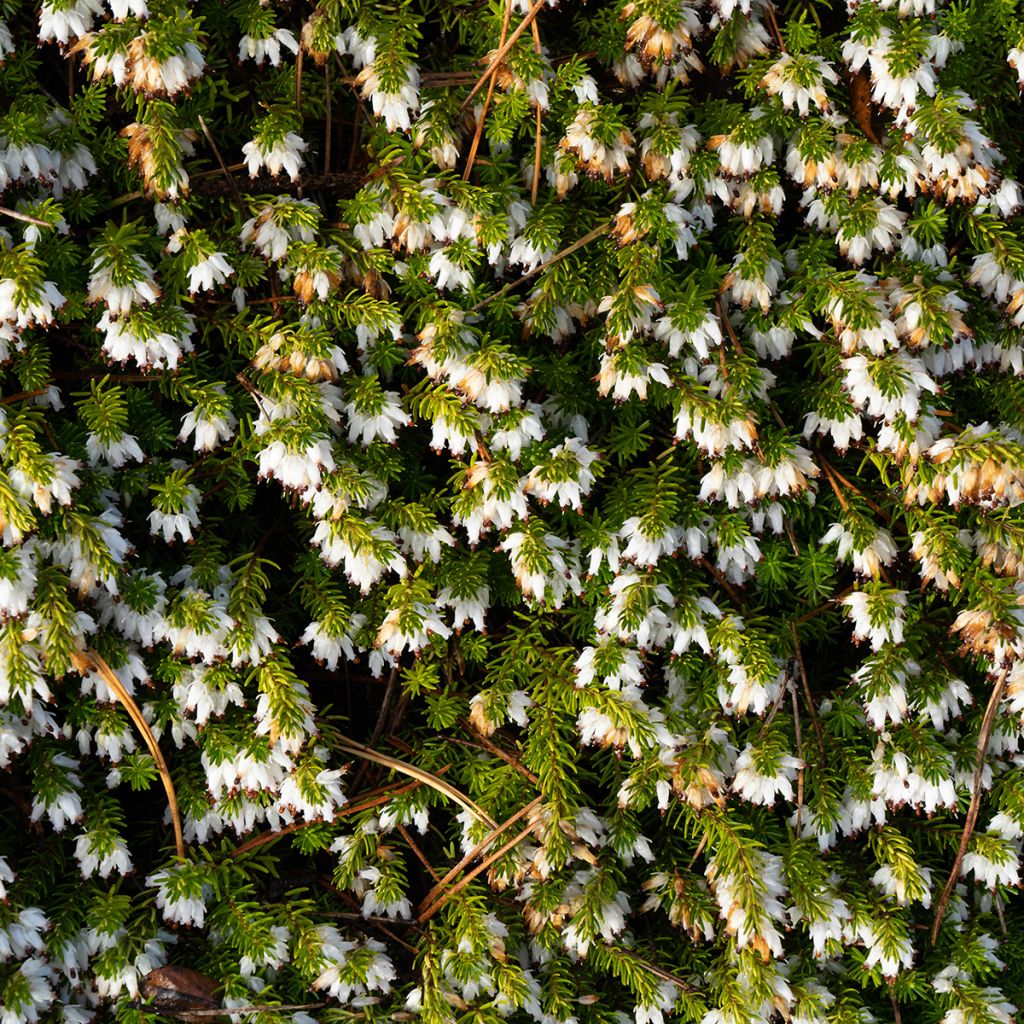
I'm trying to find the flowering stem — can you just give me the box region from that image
[930,664,1011,944]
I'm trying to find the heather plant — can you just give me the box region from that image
[3,0,1024,1022]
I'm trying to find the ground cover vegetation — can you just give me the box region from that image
[3,0,1024,1021]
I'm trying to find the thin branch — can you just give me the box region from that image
[530,16,543,205]
[197,115,244,206]
[421,796,543,909]
[418,821,534,923]
[699,556,744,606]
[463,0,513,182]
[461,0,548,112]
[71,650,185,860]
[792,683,805,833]
[930,665,1010,944]
[324,63,332,175]
[456,718,539,783]
[397,823,440,882]
[334,737,498,830]
[790,622,826,766]
[0,206,51,228]
[228,776,438,858]
[470,223,609,311]
[148,1003,327,1018]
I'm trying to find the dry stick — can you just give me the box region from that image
[889,988,902,1024]
[530,16,543,205]
[418,821,535,923]
[757,676,790,739]
[820,458,850,512]
[463,0,513,181]
[531,104,543,205]
[470,222,609,311]
[197,115,244,206]
[698,556,743,607]
[324,63,332,175]
[294,50,305,198]
[229,776,436,858]
[457,717,538,782]
[791,622,826,766]
[421,796,543,909]
[350,667,400,794]
[930,665,1010,945]
[397,823,440,881]
[818,454,885,515]
[686,831,709,870]
[155,1003,327,1017]
[791,684,805,833]
[318,875,420,955]
[461,0,548,112]
[765,1,787,51]
[334,737,498,830]
[0,206,51,228]
[995,893,1009,936]
[1,389,48,405]
[71,650,185,859]
[620,951,697,994]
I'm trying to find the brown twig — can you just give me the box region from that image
[791,623,826,767]
[197,116,244,206]
[0,206,51,228]
[699,556,744,606]
[792,684,805,833]
[765,1,787,51]
[470,223,609,311]
[71,649,185,860]
[531,105,543,205]
[334,737,498,829]
[418,821,534,922]
[463,0,513,181]
[1,389,48,405]
[228,776,438,858]
[530,16,543,205]
[324,64,332,175]
[818,454,885,515]
[421,796,542,910]
[156,1003,327,1018]
[819,458,850,512]
[350,667,400,793]
[398,823,440,881]
[930,665,1010,944]
[461,0,548,112]
[686,831,709,870]
[456,718,539,783]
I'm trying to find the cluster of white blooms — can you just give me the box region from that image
[8,0,1024,1020]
